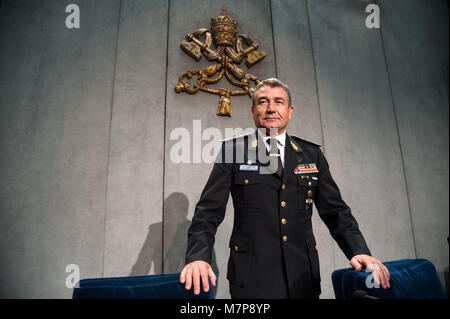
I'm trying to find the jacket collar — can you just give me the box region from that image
[283,134,304,182]
[249,131,304,177]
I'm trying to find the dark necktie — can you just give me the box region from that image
[268,138,283,178]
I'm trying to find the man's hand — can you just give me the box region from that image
[180,260,216,295]
[350,254,391,289]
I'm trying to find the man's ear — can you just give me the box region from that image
[251,106,255,113]
[288,105,294,119]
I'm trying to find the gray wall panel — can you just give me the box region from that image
[378,0,449,283]
[164,0,276,298]
[103,0,168,278]
[307,0,415,274]
[271,0,335,298]
[0,0,121,297]
[271,0,323,145]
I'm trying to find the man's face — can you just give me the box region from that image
[251,85,294,136]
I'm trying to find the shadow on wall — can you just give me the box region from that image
[446,236,449,296]
[129,192,219,297]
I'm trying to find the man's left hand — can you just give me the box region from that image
[350,254,391,289]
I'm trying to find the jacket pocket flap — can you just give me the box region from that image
[234,172,261,185]
[229,235,252,253]
[296,176,319,187]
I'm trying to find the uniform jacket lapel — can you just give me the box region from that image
[283,134,304,183]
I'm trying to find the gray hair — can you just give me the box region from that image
[252,78,292,106]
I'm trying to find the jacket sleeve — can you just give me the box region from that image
[185,146,233,265]
[314,148,371,260]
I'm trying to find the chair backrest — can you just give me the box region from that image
[331,258,447,299]
[72,273,213,299]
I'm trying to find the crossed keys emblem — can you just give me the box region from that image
[175,8,266,117]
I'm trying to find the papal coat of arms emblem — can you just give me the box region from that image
[175,8,267,117]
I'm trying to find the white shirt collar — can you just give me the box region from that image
[258,130,286,147]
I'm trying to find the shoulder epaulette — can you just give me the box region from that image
[220,132,253,143]
[290,134,322,147]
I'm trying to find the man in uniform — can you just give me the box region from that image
[180,78,390,298]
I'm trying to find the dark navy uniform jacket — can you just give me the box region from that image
[185,132,371,298]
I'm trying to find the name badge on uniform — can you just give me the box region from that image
[240,165,258,172]
[294,163,319,174]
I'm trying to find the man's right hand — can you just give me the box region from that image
[180,260,216,295]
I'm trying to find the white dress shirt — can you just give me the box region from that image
[259,130,286,167]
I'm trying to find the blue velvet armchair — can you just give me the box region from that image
[72,273,213,299]
[332,258,447,299]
